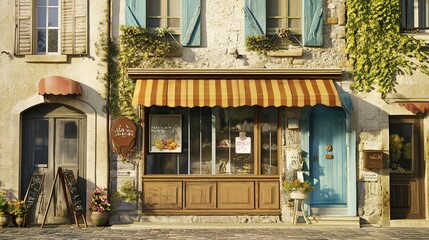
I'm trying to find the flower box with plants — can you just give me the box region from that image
[283,179,315,199]
[89,187,111,226]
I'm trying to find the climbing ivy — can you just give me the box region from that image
[346,0,429,94]
[96,25,179,120]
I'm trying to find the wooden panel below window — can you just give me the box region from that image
[185,182,216,209]
[218,182,255,209]
[143,181,182,209]
[258,182,279,209]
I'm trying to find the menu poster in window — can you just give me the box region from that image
[149,114,182,153]
[235,137,251,154]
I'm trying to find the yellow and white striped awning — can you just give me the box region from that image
[132,79,341,107]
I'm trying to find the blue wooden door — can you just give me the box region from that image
[310,106,347,206]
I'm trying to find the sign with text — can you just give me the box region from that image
[235,137,251,154]
[111,117,137,157]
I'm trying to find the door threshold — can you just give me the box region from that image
[390,219,429,227]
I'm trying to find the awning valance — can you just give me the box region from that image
[132,79,341,108]
[399,102,429,116]
[39,76,82,95]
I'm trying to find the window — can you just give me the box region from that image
[244,0,324,47]
[145,106,278,176]
[267,0,302,47]
[147,0,181,43]
[126,0,201,46]
[15,0,87,56]
[36,0,60,54]
[401,0,429,33]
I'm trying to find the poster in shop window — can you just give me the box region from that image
[235,132,251,154]
[149,114,182,153]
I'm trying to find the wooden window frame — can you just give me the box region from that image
[147,0,181,37]
[35,0,61,55]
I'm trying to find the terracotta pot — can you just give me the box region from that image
[290,191,308,200]
[12,216,24,227]
[91,212,109,226]
[0,215,10,227]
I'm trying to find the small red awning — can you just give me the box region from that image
[39,76,82,95]
[399,102,429,116]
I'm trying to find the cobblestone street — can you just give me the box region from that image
[1,224,429,240]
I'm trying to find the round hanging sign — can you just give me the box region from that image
[110,117,137,157]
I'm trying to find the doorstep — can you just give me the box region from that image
[110,221,360,230]
[390,220,429,227]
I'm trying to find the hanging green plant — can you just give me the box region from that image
[245,35,278,56]
[346,0,429,94]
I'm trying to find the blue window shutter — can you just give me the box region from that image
[126,0,146,28]
[303,0,323,46]
[244,0,266,38]
[181,0,201,46]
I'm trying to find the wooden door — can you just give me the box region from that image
[310,106,347,208]
[389,116,425,219]
[21,104,86,224]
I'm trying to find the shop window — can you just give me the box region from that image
[15,0,87,56]
[145,106,278,175]
[389,123,414,172]
[401,0,429,33]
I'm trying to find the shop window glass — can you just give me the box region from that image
[260,107,278,175]
[146,106,277,176]
[389,123,413,172]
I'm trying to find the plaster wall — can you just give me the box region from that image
[0,0,109,223]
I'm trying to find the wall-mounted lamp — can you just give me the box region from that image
[227,47,242,59]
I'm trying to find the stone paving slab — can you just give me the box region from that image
[1,224,429,239]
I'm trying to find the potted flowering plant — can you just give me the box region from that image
[0,191,11,227]
[89,187,111,226]
[283,179,315,199]
[8,200,28,227]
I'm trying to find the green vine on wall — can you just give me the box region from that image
[96,24,179,120]
[346,0,429,94]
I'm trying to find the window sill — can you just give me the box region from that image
[25,55,68,63]
[267,48,304,57]
[404,33,429,44]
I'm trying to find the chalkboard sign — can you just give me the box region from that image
[24,173,44,209]
[62,170,84,213]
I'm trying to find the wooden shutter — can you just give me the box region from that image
[181,0,201,46]
[15,0,33,55]
[244,0,266,38]
[62,0,87,55]
[125,0,146,27]
[303,0,323,46]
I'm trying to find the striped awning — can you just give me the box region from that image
[132,79,341,107]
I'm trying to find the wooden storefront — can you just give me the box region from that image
[129,69,342,215]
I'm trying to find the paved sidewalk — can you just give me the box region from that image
[1,224,429,239]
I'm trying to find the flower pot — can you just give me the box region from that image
[290,191,308,200]
[12,216,24,227]
[91,212,109,226]
[0,215,10,227]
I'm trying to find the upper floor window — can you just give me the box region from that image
[401,0,429,33]
[267,0,302,47]
[244,0,323,47]
[36,0,60,54]
[147,0,181,42]
[15,0,87,56]
[126,0,201,46]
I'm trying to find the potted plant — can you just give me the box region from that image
[0,190,10,227]
[283,179,315,199]
[8,200,28,227]
[89,187,111,226]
